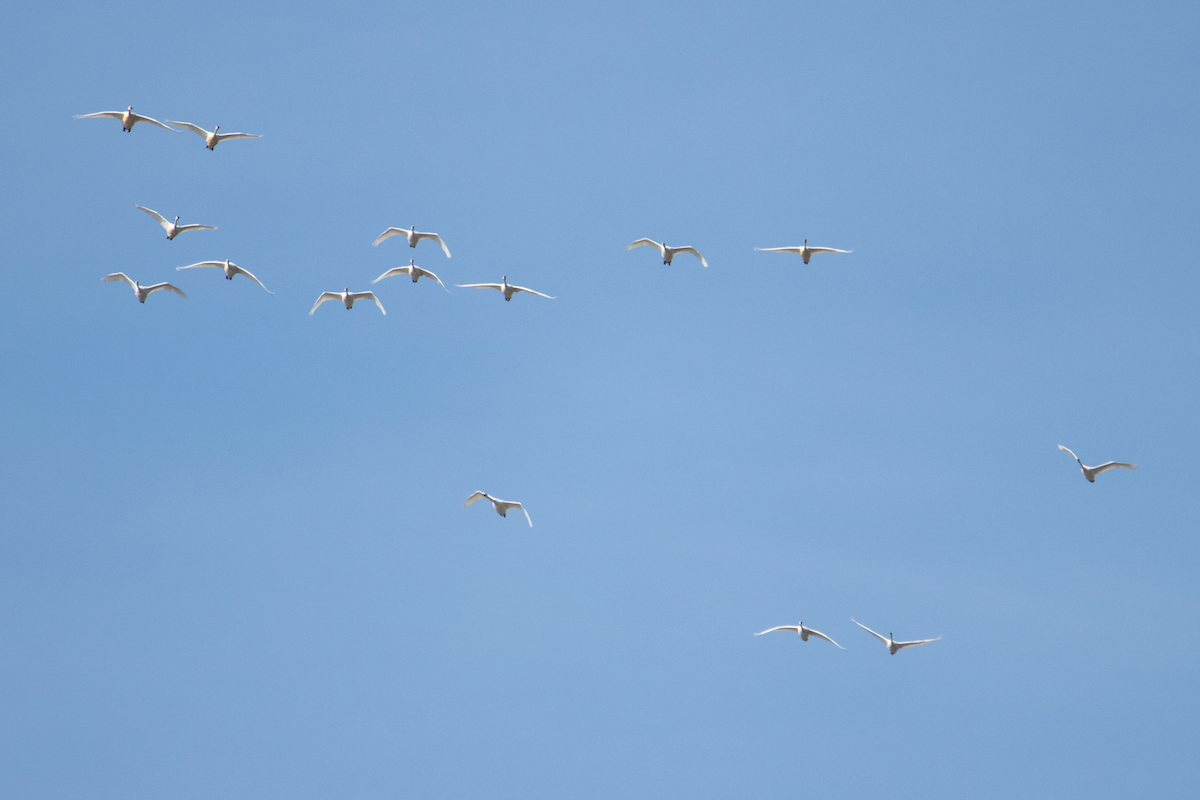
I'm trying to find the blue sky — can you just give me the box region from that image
[2,1,1198,797]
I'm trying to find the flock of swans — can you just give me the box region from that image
[753,620,942,655]
[78,103,1141,663]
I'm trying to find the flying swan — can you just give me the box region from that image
[371,260,450,292]
[455,276,553,302]
[754,622,845,649]
[176,260,272,293]
[136,205,217,240]
[166,120,262,150]
[102,272,187,303]
[1057,445,1137,483]
[626,238,708,267]
[310,289,386,315]
[372,226,452,258]
[463,491,533,527]
[75,106,176,133]
[852,619,940,655]
[754,239,852,264]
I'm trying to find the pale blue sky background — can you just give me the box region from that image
[2,1,1198,797]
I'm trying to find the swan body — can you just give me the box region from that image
[754,239,852,264]
[136,205,217,240]
[754,622,845,649]
[176,260,272,293]
[456,276,553,302]
[310,288,386,315]
[463,491,533,527]
[626,238,708,267]
[166,120,262,150]
[102,272,187,303]
[371,260,450,292]
[372,226,451,258]
[75,106,176,133]
[1057,445,1137,483]
[852,619,940,655]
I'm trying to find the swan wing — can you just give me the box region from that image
[626,238,661,253]
[230,264,273,294]
[421,233,451,258]
[102,272,136,288]
[675,246,708,267]
[753,626,801,636]
[754,247,804,254]
[456,283,503,291]
[143,282,187,299]
[372,228,407,247]
[805,628,846,649]
[511,285,555,299]
[129,113,176,131]
[464,491,489,507]
[135,205,171,231]
[215,132,262,141]
[806,246,852,255]
[1057,445,1080,462]
[371,266,411,284]
[75,111,124,121]
[518,504,533,527]
[174,224,218,234]
[852,619,890,646]
[893,636,941,650]
[348,292,386,315]
[176,261,226,271]
[166,120,210,139]
[414,267,452,293]
[310,292,341,315]
[1091,461,1137,475]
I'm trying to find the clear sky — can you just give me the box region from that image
[2,1,1198,797]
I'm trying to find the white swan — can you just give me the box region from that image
[176,260,272,293]
[371,260,450,292]
[455,276,553,302]
[754,239,852,264]
[166,120,262,150]
[852,619,940,655]
[372,225,451,258]
[102,272,187,303]
[754,622,845,649]
[626,238,708,267]
[1057,445,1137,483]
[136,205,217,240]
[309,288,386,315]
[464,491,533,527]
[75,106,176,133]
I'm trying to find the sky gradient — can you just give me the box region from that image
[2,1,1198,797]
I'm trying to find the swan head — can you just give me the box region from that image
[127,106,133,112]
[214,125,220,132]
[174,216,180,223]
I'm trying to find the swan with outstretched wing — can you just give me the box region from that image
[852,619,940,655]
[754,622,845,649]
[464,491,533,527]
[626,238,708,267]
